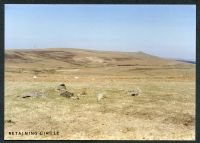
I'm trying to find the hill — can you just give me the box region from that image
[5,48,189,70]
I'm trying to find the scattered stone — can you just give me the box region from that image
[33,75,37,79]
[5,119,15,124]
[60,90,74,98]
[22,91,45,98]
[127,87,141,96]
[57,83,79,100]
[71,96,79,100]
[96,93,106,102]
[22,95,31,98]
[57,83,67,92]
[74,76,79,79]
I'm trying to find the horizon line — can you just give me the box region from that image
[5,47,196,61]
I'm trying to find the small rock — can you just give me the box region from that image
[127,87,141,96]
[22,91,45,98]
[74,76,79,79]
[57,83,67,91]
[96,93,106,101]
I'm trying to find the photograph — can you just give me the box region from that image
[4,4,196,140]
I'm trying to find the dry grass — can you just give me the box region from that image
[4,66,195,140]
[4,48,195,140]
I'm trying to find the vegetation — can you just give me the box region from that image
[4,48,195,140]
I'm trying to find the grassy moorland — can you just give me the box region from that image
[4,48,195,140]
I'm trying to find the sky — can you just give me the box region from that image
[5,4,196,60]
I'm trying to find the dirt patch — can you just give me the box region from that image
[163,113,195,127]
[122,109,156,120]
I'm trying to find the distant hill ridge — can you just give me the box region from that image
[5,48,191,69]
[176,60,196,64]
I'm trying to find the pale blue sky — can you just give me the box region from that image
[5,4,196,60]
